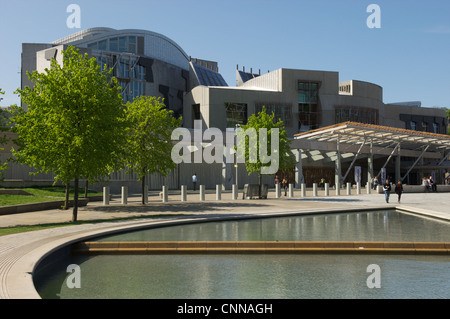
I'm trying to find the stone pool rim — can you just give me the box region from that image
[2,205,450,299]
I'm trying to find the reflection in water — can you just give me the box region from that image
[95,210,450,242]
[34,210,450,299]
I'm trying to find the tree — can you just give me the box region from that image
[10,46,127,222]
[0,89,8,179]
[125,96,182,204]
[237,107,295,196]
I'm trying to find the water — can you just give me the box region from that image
[34,210,450,299]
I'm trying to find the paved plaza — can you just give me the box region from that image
[0,188,449,299]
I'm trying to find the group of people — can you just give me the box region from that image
[274,175,289,196]
[382,179,404,204]
[422,176,437,192]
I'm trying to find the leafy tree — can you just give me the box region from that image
[10,46,127,221]
[0,89,8,179]
[125,96,182,204]
[237,107,295,196]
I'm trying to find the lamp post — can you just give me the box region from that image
[235,123,241,189]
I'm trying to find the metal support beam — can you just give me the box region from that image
[401,145,430,182]
[342,137,366,182]
[376,143,400,179]
[438,150,450,166]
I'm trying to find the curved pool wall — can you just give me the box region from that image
[33,209,450,299]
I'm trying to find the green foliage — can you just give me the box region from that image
[237,107,295,183]
[0,89,8,179]
[124,96,181,202]
[10,46,127,221]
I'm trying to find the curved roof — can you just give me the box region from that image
[52,28,190,69]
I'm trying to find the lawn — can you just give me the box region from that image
[0,186,103,207]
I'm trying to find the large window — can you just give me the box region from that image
[298,81,320,131]
[225,103,247,128]
[255,103,293,126]
[87,36,138,54]
[335,106,379,125]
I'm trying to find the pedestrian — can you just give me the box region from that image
[383,179,391,203]
[192,173,198,191]
[395,180,403,203]
[274,175,280,185]
[319,178,325,189]
[372,176,378,190]
[282,177,288,196]
[429,176,437,192]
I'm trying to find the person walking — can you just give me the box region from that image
[383,179,391,203]
[282,177,288,196]
[372,176,378,190]
[192,173,198,191]
[395,180,403,203]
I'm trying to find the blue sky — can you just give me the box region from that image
[1,0,449,108]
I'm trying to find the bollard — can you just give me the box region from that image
[366,182,372,194]
[103,186,110,205]
[121,186,128,204]
[200,185,205,201]
[289,184,294,198]
[357,182,361,195]
[143,185,148,204]
[216,184,222,200]
[336,183,340,196]
[301,183,306,197]
[181,185,187,202]
[347,182,351,195]
[313,183,318,197]
[324,183,329,196]
[232,185,238,200]
[162,185,168,203]
[275,184,280,198]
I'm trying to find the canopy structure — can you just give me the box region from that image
[291,122,450,186]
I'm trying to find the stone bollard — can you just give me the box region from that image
[366,182,372,194]
[313,183,318,197]
[103,186,110,205]
[200,185,205,201]
[275,184,280,198]
[325,183,329,196]
[336,183,340,196]
[181,185,187,202]
[347,182,351,195]
[121,186,128,204]
[301,183,306,197]
[162,185,168,203]
[232,185,237,200]
[216,184,222,200]
[289,184,294,198]
[357,182,361,195]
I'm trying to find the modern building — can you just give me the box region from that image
[10,28,449,192]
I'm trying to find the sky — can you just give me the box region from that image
[0,0,449,108]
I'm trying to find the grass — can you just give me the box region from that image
[0,186,103,207]
[0,214,186,237]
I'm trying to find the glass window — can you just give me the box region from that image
[433,123,438,133]
[225,103,247,128]
[411,121,416,131]
[110,37,118,51]
[119,37,127,52]
[87,42,98,50]
[98,40,107,50]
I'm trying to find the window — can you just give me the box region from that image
[334,106,379,125]
[410,121,416,131]
[109,37,118,51]
[256,103,293,126]
[98,40,108,50]
[433,123,438,133]
[225,103,247,128]
[298,81,320,131]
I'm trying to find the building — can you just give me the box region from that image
[10,28,449,192]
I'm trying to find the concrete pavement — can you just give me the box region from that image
[0,188,449,299]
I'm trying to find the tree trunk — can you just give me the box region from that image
[72,178,79,222]
[64,182,70,210]
[141,173,146,205]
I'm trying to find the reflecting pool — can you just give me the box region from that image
[34,210,450,299]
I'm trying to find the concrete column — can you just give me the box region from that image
[121,186,128,204]
[395,144,401,184]
[216,184,222,200]
[366,182,372,194]
[199,185,205,201]
[367,140,374,186]
[275,184,280,198]
[103,186,110,205]
[232,184,237,200]
[301,183,306,197]
[289,184,294,198]
[357,182,361,195]
[346,182,351,195]
[335,136,342,189]
[181,185,187,202]
[324,183,329,196]
[335,183,340,196]
[313,183,318,197]
[294,149,304,189]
